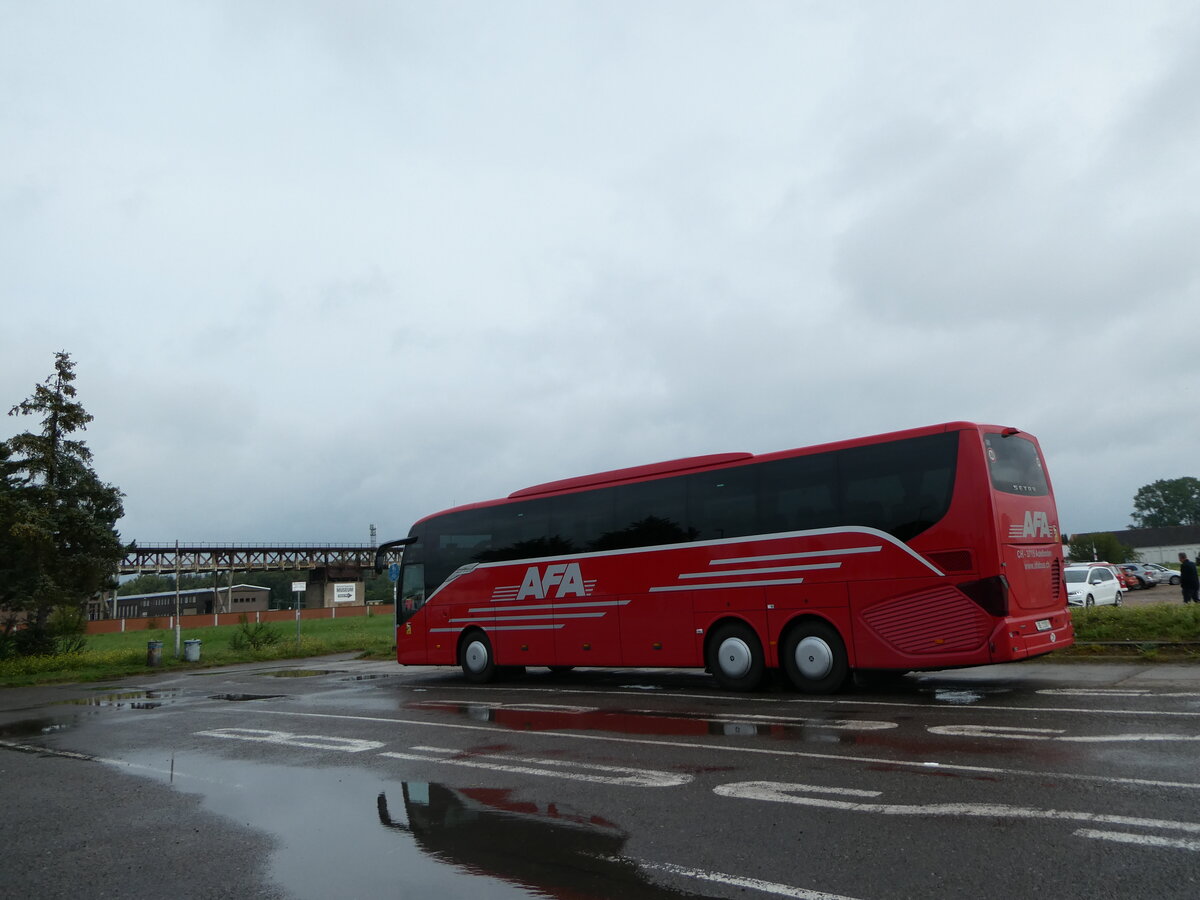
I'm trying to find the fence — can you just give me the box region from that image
[85,604,395,635]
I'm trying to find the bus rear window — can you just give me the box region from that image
[984,434,1049,496]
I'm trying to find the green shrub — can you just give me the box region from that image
[228,618,281,651]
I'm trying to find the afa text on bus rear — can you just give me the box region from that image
[377,422,1072,692]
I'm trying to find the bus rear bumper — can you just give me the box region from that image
[990,610,1075,661]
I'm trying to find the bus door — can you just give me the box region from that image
[620,590,697,667]
[548,558,622,666]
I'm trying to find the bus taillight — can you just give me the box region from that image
[958,574,1010,617]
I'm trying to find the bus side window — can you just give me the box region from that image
[758,454,836,533]
[686,466,756,541]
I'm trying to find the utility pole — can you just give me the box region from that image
[173,539,181,657]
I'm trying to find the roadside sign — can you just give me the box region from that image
[388,563,400,582]
[291,581,306,592]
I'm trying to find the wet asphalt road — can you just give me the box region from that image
[2,656,1200,900]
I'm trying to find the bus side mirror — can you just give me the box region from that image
[374,537,417,574]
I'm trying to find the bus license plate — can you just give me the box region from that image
[1035,619,1052,632]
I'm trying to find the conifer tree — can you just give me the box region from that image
[2,352,125,645]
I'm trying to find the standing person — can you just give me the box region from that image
[1179,552,1199,604]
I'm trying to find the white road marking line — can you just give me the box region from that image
[928,724,1066,739]
[209,706,1200,791]
[407,700,601,714]
[930,724,1200,743]
[714,781,1200,846]
[1074,829,1200,851]
[195,727,384,753]
[379,745,690,787]
[640,860,864,899]
[1041,689,1200,698]
[440,683,1200,718]
[0,740,238,786]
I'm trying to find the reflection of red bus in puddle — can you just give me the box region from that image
[377,782,687,899]
[380,423,1072,691]
[405,699,889,740]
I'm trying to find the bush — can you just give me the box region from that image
[228,617,281,651]
[0,606,89,659]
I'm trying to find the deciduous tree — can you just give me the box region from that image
[1131,477,1200,528]
[1066,532,1138,564]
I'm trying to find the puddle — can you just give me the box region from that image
[260,670,334,678]
[343,673,398,681]
[381,782,698,898]
[0,717,76,740]
[405,699,892,740]
[58,690,179,709]
[931,689,986,705]
[108,749,700,899]
[208,694,286,702]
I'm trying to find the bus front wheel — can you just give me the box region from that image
[707,622,765,691]
[459,630,497,684]
[782,620,849,694]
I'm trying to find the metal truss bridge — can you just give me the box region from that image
[120,543,400,576]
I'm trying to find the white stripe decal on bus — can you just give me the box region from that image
[678,563,841,579]
[711,546,883,565]
[429,624,566,632]
[449,612,607,623]
[650,578,808,593]
[470,600,631,614]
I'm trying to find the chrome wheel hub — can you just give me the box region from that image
[795,636,833,680]
[464,640,488,673]
[717,637,753,679]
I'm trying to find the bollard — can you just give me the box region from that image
[146,640,163,667]
[183,639,202,662]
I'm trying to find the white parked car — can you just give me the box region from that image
[1064,564,1123,607]
[1144,563,1181,586]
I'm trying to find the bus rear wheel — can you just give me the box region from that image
[459,630,497,684]
[782,620,849,694]
[707,622,765,691]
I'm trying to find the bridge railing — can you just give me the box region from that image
[120,543,401,575]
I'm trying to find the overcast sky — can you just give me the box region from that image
[3,1,1198,546]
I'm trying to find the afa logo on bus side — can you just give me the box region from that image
[516,563,588,600]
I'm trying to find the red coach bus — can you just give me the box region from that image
[377,422,1071,692]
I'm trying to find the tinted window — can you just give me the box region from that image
[758,452,838,533]
[839,436,957,540]
[414,430,960,590]
[757,431,957,541]
[984,434,1049,496]
[596,476,692,550]
[686,464,757,541]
